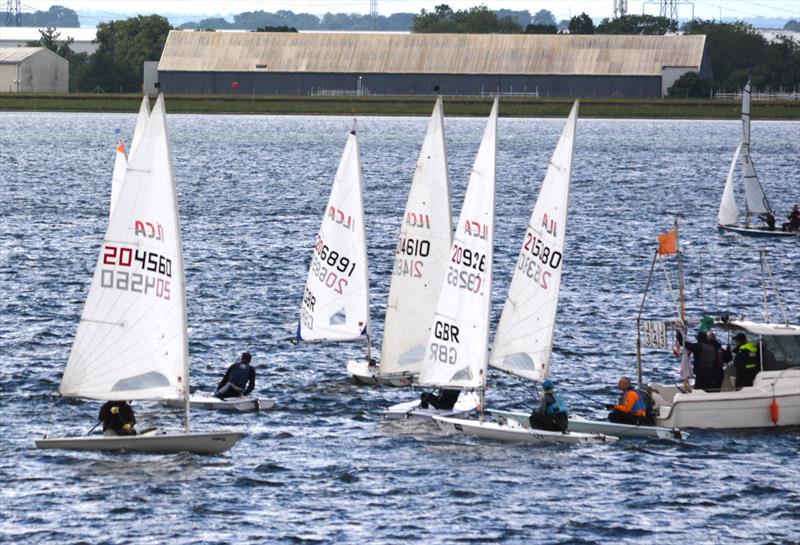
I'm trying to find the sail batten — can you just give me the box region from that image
[61,95,187,402]
[380,97,452,378]
[490,101,578,382]
[418,99,497,390]
[298,121,370,342]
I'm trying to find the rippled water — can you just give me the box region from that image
[1,111,799,545]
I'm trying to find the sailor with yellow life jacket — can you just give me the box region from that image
[733,333,759,388]
[606,377,654,426]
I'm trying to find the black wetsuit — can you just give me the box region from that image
[419,389,460,410]
[216,362,256,399]
[98,401,137,435]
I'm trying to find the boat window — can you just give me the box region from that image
[761,335,800,370]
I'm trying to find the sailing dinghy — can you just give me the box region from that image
[35,95,243,455]
[384,100,501,420]
[433,102,613,444]
[163,393,275,412]
[109,96,150,218]
[717,80,797,238]
[348,97,453,387]
[295,120,373,369]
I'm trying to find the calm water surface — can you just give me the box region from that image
[1,111,799,545]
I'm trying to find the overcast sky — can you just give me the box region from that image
[22,0,800,22]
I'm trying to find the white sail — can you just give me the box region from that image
[61,95,188,401]
[418,99,497,390]
[740,81,771,216]
[490,101,578,382]
[380,97,452,378]
[298,121,369,342]
[109,97,150,218]
[130,95,150,158]
[718,144,741,226]
[109,139,127,219]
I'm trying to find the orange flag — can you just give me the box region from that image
[658,229,678,255]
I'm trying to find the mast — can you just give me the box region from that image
[636,249,659,387]
[675,214,685,323]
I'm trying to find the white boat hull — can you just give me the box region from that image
[163,394,275,412]
[487,410,687,440]
[34,430,244,454]
[346,359,415,387]
[651,369,800,429]
[384,391,479,420]
[433,415,616,444]
[718,225,798,238]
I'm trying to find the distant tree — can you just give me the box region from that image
[253,26,298,32]
[1,4,79,27]
[568,13,595,34]
[525,24,557,34]
[384,13,415,30]
[557,19,570,31]
[26,27,74,57]
[496,9,531,28]
[413,4,523,34]
[596,14,676,35]
[667,71,711,97]
[82,15,172,92]
[784,19,800,32]
[196,17,232,29]
[531,9,556,26]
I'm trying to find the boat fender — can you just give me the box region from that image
[770,398,779,425]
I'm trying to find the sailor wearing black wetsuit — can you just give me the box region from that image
[216,352,256,399]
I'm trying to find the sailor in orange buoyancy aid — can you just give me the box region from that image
[607,377,653,426]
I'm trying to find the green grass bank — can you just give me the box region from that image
[1,93,799,119]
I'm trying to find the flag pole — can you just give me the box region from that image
[675,214,685,324]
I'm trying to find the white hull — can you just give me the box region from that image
[488,410,687,440]
[433,415,616,444]
[346,359,415,387]
[34,430,243,454]
[651,369,800,429]
[384,392,479,420]
[163,394,275,412]
[718,224,798,238]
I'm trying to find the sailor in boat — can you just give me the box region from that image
[215,352,256,400]
[606,377,654,426]
[98,401,137,436]
[732,334,759,389]
[782,204,800,232]
[528,379,568,432]
[419,389,460,410]
[677,330,728,391]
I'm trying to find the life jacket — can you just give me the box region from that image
[738,341,758,370]
[636,387,656,419]
[229,363,251,388]
[545,392,569,417]
[696,342,716,370]
[617,389,646,417]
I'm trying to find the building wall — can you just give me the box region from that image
[15,50,68,92]
[159,71,663,98]
[0,63,18,92]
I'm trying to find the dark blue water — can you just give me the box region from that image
[1,111,799,545]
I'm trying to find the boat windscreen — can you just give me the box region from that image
[762,335,800,370]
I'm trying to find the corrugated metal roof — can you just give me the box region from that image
[0,46,47,63]
[159,31,706,76]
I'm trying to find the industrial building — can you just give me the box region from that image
[0,27,98,54]
[0,47,68,92]
[157,31,710,98]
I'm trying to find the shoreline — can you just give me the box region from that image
[1,93,798,119]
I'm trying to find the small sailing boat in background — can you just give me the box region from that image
[384,99,501,420]
[110,96,150,218]
[434,102,613,444]
[348,97,453,387]
[295,120,373,367]
[717,80,797,238]
[35,95,243,454]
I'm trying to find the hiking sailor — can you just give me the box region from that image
[529,379,568,432]
[98,400,137,436]
[216,352,256,399]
